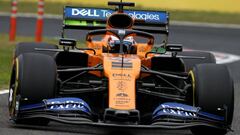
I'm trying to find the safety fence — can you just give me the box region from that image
[9,0,45,42]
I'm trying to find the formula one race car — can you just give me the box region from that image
[9,1,234,135]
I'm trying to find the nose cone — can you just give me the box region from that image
[103,54,141,110]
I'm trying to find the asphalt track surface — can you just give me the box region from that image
[1,16,240,135]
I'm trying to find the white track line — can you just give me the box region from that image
[184,49,240,64]
[0,89,9,95]
[171,21,240,29]
[211,51,240,64]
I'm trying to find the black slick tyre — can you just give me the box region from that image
[189,64,234,135]
[9,53,57,125]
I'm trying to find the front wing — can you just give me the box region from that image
[12,97,230,131]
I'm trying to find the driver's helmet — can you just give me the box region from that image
[107,36,137,53]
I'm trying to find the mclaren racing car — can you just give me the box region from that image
[8,1,234,135]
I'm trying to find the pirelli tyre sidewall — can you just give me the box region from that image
[9,53,57,124]
[189,64,234,135]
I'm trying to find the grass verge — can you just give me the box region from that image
[1,1,240,24]
[0,34,58,89]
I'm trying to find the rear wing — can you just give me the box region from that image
[62,7,169,35]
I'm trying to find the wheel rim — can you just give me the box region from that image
[9,58,19,117]
[188,70,196,106]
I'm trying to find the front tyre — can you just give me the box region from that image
[189,64,234,135]
[9,53,57,125]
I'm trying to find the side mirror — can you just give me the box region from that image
[59,38,76,47]
[166,44,182,52]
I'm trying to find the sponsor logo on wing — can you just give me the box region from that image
[49,103,84,110]
[161,104,197,117]
[127,12,160,21]
[72,8,100,17]
[79,9,88,16]
[70,8,161,21]
[48,100,85,110]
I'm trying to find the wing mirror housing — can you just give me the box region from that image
[166,44,183,52]
[59,38,76,47]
